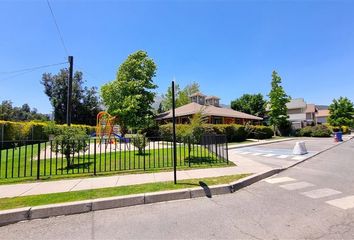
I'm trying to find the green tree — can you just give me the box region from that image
[157,102,164,114]
[231,93,266,118]
[41,69,101,125]
[51,126,89,168]
[0,100,49,121]
[101,50,157,136]
[267,71,291,135]
[327,97,354,128]
[161,82,200,111]
[0,100,14,120]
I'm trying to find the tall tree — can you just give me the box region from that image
[231,93,266,118]
[267,71,291,134]
[101,50,157,135]
[161,82,200,111]
[41,69,101,125]
[0,100,49,121]
[328,97,354,127]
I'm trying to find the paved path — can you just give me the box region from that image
[2,138,354,240]
[0,136,351,198]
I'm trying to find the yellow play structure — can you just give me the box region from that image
[96,111,116,144]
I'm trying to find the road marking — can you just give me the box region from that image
[301,188,342,199]
[263,154,276,157]
[264,177,296,184]
[240,152,251,155]
[279,181,314,190]
[292,156,307,160]
[326,196,354,210]
[277,155,290,159]
[252,152,263,156]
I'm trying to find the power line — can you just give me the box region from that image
[46,0,69,57]
[0,62,67,81]
[0,62,67,75]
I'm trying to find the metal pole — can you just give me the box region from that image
[66,56,73,126]
[172,81,177,184]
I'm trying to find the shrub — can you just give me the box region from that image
[246,125,274,139]
[0,120,95,141]
[158,123,272,143]
[51,127,89,168]
[131,133,149,155]
[299,126,313,137]
[311,125,332,137]
[299,125,331,137]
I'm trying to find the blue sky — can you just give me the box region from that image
[1,0,354,113]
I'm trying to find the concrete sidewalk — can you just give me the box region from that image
[0,155,271,198]
[0,135,352,199]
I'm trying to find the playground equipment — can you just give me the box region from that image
[96,111,116,144]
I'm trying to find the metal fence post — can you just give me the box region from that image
[37,142,41,180]
[143,137,146,171]
[225,136,229,164]
[94,138,97,176]
[188,137,191,168]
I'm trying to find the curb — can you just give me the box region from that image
[1,138,351,227]
[228,138,295,150]
[0,169,282,227]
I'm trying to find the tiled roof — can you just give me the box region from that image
[156,102,263,120]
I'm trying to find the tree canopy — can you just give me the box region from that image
[161,82,200,111]
[0,100,49,121]
[267,71,291,133]
[41,69,101,125]
[327,97,354,127]
[100,50,157,135]
[231,93,266,118]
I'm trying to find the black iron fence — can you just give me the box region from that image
[0,135,228,180]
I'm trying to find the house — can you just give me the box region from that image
[316,109,330,124]
[156,93,263,124]
[271,98,319,129]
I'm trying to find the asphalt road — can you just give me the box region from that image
[1,139,354,240]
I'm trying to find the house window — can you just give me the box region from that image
[212,117,222,124]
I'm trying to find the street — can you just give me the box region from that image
[1,139,354,239]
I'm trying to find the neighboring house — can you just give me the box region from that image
[316,109,330,124]
[286,98,308,129]
[156,92,262,124]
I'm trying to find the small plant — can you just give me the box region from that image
[132,132,149,155]
[51,126,89,168]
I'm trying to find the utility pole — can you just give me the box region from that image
[66,56,73,126]
[172,81,177,184]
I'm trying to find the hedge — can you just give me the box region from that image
[159,124,273,143]
[298,125,332,137]
[0,120,96,142]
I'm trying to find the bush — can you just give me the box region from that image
[299,126,313,137]
[52,127,89,168]
[311,125,332,137]
[246,125,274,139]
[159,124,273,143]
[299,125,331,137]
[131,133,149,155]
[0,120,95,142]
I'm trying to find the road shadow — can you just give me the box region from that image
[199,181,212,198]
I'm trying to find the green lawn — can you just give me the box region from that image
[0,174,250,211]
[0,142,230,184]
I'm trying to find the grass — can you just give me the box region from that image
[0,142,230,184]
[0,173,250,211]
